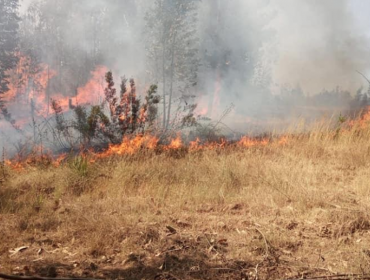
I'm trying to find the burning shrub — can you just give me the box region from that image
[50,72,160,150]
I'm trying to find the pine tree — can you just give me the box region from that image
[0,0,20,120]
[99,72,158,143]
[145,0,200,130]
[143,85,160,130]
[104,71,118,122]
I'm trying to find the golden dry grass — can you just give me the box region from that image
[2,122,370,280]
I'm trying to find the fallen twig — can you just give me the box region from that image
[203,233,219,254]
[209,268,237,272]
[254,263,259,280]
[252,227,280,265]
[254,228,270,257]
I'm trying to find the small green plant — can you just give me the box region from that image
[338,113,347,124]
[70,155,89,177]
[334,113,347,140]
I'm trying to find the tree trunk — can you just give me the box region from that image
[46,65,50,116]
[161,2,167,130]
[166,33,177,130]
[162,39,167,129]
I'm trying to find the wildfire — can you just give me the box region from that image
[189,138,201,152]
[5,160,24,170]
[4,54,370,171]
[98,135,160,157]
[6,108,370,171]
[2,53,108,129]
[278,136,289,145]
[10,103,370,171]
[167,135,183,150]
[75,66,108,106]
[238,136,269,147]
[54,153,68,167]
[348,106,370,129]
[195,96,209,116]
[3,54,57,119]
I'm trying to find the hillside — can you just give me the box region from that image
[2,118,370,280]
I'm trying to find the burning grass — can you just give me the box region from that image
[2,115,370,279]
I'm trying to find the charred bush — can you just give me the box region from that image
[51,72,160,151]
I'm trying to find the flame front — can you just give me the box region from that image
[238,136,269,147]
[2,53,108,128]
[98,135,160,157]
[3,54,370,171]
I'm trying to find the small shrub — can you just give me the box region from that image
[70,155,89,177]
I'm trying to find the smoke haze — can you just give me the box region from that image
[1,0,370,154]
[269,0,370,94]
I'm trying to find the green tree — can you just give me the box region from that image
[145,0,200,130]
[0,0,20,120]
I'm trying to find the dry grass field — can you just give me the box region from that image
[2,117,370,280]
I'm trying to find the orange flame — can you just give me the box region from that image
[2,53,108,129]
[75,66,108,106]
[167,135,183,150]
[189,138,201,152]
[348,106,370,129]
[99,135,159,157]
[278,136,289,145]
[53,153,67,167]
[238,136,269,147]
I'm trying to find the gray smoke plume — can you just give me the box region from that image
[196,0,370,132]
[269,0,370,94]
[1,0,370,155]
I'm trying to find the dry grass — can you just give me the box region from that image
[2,123,370,279]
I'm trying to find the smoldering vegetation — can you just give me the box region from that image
[1,0,370,156]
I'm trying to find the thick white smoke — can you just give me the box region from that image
[195,0,370,132]
[1,0,370,155]
[268,0,370,94]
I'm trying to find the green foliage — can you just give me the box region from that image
[104,71,118,122]
[70,155,89,177]
[181,104,198,127]
[143,85,160,129]
[87,105,111,140]
[0,0,20,120]
[338,113,347,124]
[74,105,113,144]
[334,113,347,140]
[52,72,160,148]
[99,73,160,142]
[73,106,90,140]
[145,0,200,130]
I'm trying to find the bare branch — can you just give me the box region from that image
[357,70,370,84]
